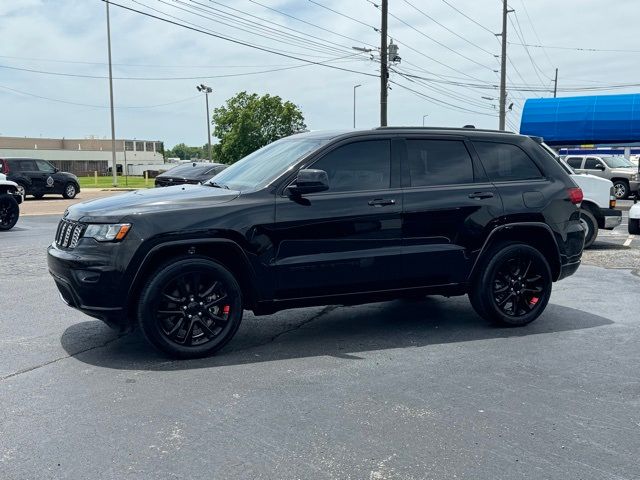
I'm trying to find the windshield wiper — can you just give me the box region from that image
[208,181,229,189]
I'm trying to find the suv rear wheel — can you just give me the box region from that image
[469,242,552,327]
[137,257,243,358]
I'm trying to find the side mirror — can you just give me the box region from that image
[595,163,605,171]
[286,169,329,196]
[54,168,59,173]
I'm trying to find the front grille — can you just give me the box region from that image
[55,219,85,249]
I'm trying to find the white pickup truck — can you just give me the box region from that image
[540,143,622,247]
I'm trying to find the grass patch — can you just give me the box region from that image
[78,176,153,189]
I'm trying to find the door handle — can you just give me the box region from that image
[468,192,494,200]
[368,198,396,207]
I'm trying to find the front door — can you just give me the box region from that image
[273,138,403,299]
[35,160,60,194]
[400,137,503,286]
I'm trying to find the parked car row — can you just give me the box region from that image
[563,154,639,199]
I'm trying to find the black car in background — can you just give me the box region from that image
[0,157,80,199]
[48,127,585,359]
[155,162,227,187]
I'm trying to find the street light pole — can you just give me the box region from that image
[197,84,213,162]
[105,1,117,186]
[353,84,361,128]
[422,114,428,126]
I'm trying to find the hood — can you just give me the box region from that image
[66,185,239,222]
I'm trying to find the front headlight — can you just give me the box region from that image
[84,223,131,242]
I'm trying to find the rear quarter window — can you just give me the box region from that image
[473,141,543,182]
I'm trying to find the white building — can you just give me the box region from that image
[0,136,166,176]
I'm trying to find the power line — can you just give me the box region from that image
[390,78,499,117]
[0,84,201,109]
[439,0,496,35]
[307,0,379,31]
[0,53,364,80]
[517,0,555,70]
[99,1,378,79]
[369,1,497,72]
[507,42,640,53]
[508,11,551,84]
[399,0,496,57]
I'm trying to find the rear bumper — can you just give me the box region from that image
[600,208,622,230]
[630,180,640,193]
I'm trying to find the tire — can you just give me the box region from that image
[137,257,243,359]
[0,194,19,231]
[15,183,26,198]
[469,242,552,327]
[579,208,598,248]
[62,183,78,199]
[612,180,629,199]
[630,218,640,235]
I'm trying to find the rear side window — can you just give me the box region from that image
[311,140,391,193]
[406,139,474,187]
[15,159,37,171]
[473,142,543,182]
[566,157,583,168]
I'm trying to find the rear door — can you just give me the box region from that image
[583,157,608,179]
[400,136,503,286]
[273,137,403,299]
[15,159,42,194]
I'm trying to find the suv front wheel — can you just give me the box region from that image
[469,243,552,327]
[137,257,243,358]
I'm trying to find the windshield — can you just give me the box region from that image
[162,163,219,177]
[602,156,634,168]
[209,137,326,191]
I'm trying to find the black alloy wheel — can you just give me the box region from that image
[138,257,243,358]
[0,194,19,231]
[470,243,552,326]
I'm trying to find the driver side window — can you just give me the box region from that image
[36,160,56,173]
[309,140,391,193]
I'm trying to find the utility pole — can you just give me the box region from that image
[380,0,388,127]
[106,1,117,186]
[497,0,513,131]
[197,84,213,161]
[353,84,361,128]
[553,68,558,98]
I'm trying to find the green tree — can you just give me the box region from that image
[212,91,306,164]
[166,143,205,160]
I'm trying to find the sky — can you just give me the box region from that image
[1,0,639,149]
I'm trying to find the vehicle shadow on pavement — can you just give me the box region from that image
[60,295,613,371]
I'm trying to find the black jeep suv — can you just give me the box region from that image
[0,157,80,199]
[48,128,585,358]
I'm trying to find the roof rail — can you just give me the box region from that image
[374,126,515,134]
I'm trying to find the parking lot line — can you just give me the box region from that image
[623,236,634,247]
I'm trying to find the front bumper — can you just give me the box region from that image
[47,244,128,330]
[601,208,622,230]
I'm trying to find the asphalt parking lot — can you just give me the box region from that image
[1,197,639,479]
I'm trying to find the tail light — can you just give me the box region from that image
[609,187,616,208]
[0,159,8,174]
[567,187,583,205]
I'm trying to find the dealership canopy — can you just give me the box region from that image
[519,93,640,146]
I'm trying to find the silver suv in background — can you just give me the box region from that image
[564,155,639,199]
